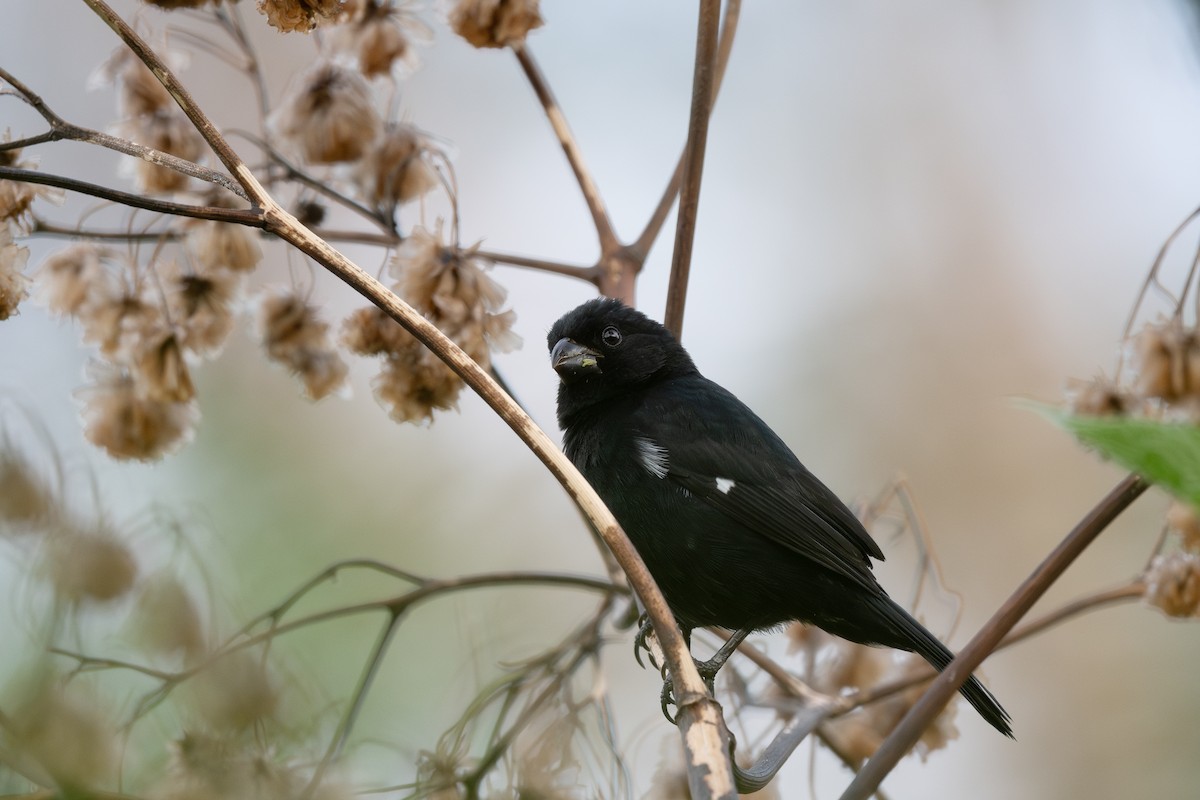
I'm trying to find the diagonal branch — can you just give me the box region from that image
[513,44,620,254]
[662,0,723,339]
[840,473,1149,800]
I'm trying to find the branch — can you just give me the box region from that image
[512,45,619,254]
[0,66,248,200]
[634,0,741,261]
[0,166,263,225]
[840,473,1149,800]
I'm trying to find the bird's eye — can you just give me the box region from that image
[601,326,622,347]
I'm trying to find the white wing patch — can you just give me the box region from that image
[634,436,669,479]
[715,477,736,494]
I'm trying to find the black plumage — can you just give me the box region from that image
[548,297,1012,737]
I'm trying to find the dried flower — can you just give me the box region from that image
[258,0,345,33]
[0,223,30,320]
[90,46,174,117]
[259,291,349,399]
[1167,500,1200,553]
[188,651,278,730]
[354,122,440,213]
[33,244,115,317]
[449,0,543,49]
[295,198,328,227]
[0,446,56,532]
[1065,375,1126,417]
[372,338,463,423]
[8,679,117,792]
[44,524,138,603]
[187,220,263,273]
[271,61,381,164]
[134,572,206,660]
[135,328,197,403]
[334,0,431,78]
[77,363,199,460]
[118,110,207,194]
[78,278,162,360]
[1144,551,1200,618]
[392,224,521,352]
[165,262,242,357]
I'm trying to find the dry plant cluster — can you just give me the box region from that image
[0,1,1193,798]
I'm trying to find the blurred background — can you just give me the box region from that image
[3,0,1200,797]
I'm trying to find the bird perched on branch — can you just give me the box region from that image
[548,297,1011,736]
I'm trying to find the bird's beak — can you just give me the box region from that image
[551,338,602,379]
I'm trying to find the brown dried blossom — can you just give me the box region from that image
[165,262,243,357]
[187,220,263,274]
[0,446,56,532]
[33,243,115,317]
[1144,551,1200,618]
[77,363,199,460]
[334,0,431,78]
[133,571,206,660]
[8,679,117,792]
[118,110,207,194]
[1065,375,1126,417]
[135,327,197,403]
[449,0,543,49]
[160,733,351,800]
[1127,319,1200,404]
[0,223,30,320]
[354,122,440,213]
[258,0,345,33]
[188,651,279,730]
[271,61,381,164]
[259,291,349,399]
[78,275,161,360]
[1166,500,1200,553]
[44,524,138,604]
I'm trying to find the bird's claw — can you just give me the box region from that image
[633,617,661,672]
[658,657,720,724]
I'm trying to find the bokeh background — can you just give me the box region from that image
[3,1,1200,797]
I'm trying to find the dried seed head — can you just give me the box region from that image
[259,291,350,400]
[188,652,278,730]
[271,61,381,164]
[1166,500,1200,553]
[134,572,206,660]
[119,110,206,194]
[450,0,543,48]
[165,263,242,358]
[187,221,263,273]
[8,679,117,792]
[44,524,138,604]
[1065,375,1126,417]
[0,447,56,532]
[134,328,197,403]
[0,224,30,320]
[91,47,174,116]
[372,341,463,423]
[77,363,199,460]
[334,0,431,78]
[77,276,162,360]
[342,305,409,356]
[295,198,328,227]
[1144,551,1200,618]
[1130,321,1190,402]
[258,0,345,32]
[354,123,439,212]
[33,244,114,317]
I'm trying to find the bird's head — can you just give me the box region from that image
[548,298,697,414]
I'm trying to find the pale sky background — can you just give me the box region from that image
[3,1,1200,797]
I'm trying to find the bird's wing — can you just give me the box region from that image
[635,379,884,591]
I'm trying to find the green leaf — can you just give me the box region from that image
[1037,404,1200,507]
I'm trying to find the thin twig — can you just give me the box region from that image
[662,0,722,339]
[840,473,1148,800]
[0,166,262,225]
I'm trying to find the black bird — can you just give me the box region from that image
[548,297,1012,737]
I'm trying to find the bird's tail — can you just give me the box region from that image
[874,596,1013,738]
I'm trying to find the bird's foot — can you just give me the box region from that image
[633,616,661,671]
[656,628,753,723]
